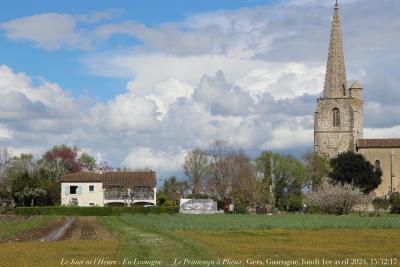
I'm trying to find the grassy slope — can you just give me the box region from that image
[121,214,400,231]
[98,214,220,266]
[0,215,57,240]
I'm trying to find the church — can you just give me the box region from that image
[314,1,400,198]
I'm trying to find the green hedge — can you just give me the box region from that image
[15,206,179,216]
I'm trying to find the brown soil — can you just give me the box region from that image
[1,217,65,243]
[60,217,114,240]
[0,215,32,222]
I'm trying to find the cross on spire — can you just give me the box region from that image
[323,0,347,98]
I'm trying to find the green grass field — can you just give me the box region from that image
[97,214,400,266]
[117,213,400,231]
[2,214,400,267]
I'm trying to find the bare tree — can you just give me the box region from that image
[183,148,209,196]
[303,151,331,190]
[229,151,258,205]
[162,176,189,205]
[0,146,11,183]
[207,140,232,200]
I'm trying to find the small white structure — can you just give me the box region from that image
[179,199,222,214]
[61,171,157,207]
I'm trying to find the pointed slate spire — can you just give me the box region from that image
[323,1,347,98]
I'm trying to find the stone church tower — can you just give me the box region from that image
[314,1,400,197]
[314,1,364,158]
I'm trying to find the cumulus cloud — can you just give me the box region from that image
[0,0,399,176]
[193,71,254,116]
[91,93,161,133]
[122,147,187,174]
[261,122,314,150]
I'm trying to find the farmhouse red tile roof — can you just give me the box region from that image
[357,139,400,149]
[60,171,156,187]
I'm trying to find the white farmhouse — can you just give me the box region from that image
[60,171,157,207]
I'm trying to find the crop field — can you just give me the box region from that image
[181,229,400,262]
[98,214,400,266]
[0,215,58,240]
[0,240,119,267]
[1,214,400,267]
[120,213,400,231]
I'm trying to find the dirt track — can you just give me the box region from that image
[60,217,114,240]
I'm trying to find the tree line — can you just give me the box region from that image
[0,145,97,206]
[159,140,383,213]
[0,140,383,213]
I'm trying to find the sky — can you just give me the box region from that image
[0,0,399,180]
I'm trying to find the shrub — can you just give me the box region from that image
[306,181,364,215]
[282,194,303,212]
[234,204,248,214]
[390,193,400,214]
[372,198,390,213]
[15,206,179,216]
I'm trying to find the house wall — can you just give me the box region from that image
[358,148,399,197]
[61,182,104,207]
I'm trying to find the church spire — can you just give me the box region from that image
[323,1,347,98]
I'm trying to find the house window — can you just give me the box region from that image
[89,185,94,192]
[89,203,95,206]
[70,186,78,195]
[333,108,340,127]
[375,160,381,170]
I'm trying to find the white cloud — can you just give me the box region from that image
[91,93,161,133]
[0,65,78,116]
[0,10,120,50]
[193,71,254,116]
[0,0,399,176]
[0,124,12,139]
[0,13,90,50]
[131,78,193,117]
[122,147,187,173]
[364,126,400,139]
[237,64,325,101]
[262,124,313,150]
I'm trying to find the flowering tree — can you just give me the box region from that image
[14,187,47,207]
[306,181,364,215]
[43,145,83,173]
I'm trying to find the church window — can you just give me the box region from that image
[375,160,381,170]
[332,108,340,127]
[342,84,346,96]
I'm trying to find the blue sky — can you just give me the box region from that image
[0,0,399,179]
[0,0,276,101]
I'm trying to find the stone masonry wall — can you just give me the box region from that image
[359,148,399,197]
[314,96,362,158]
